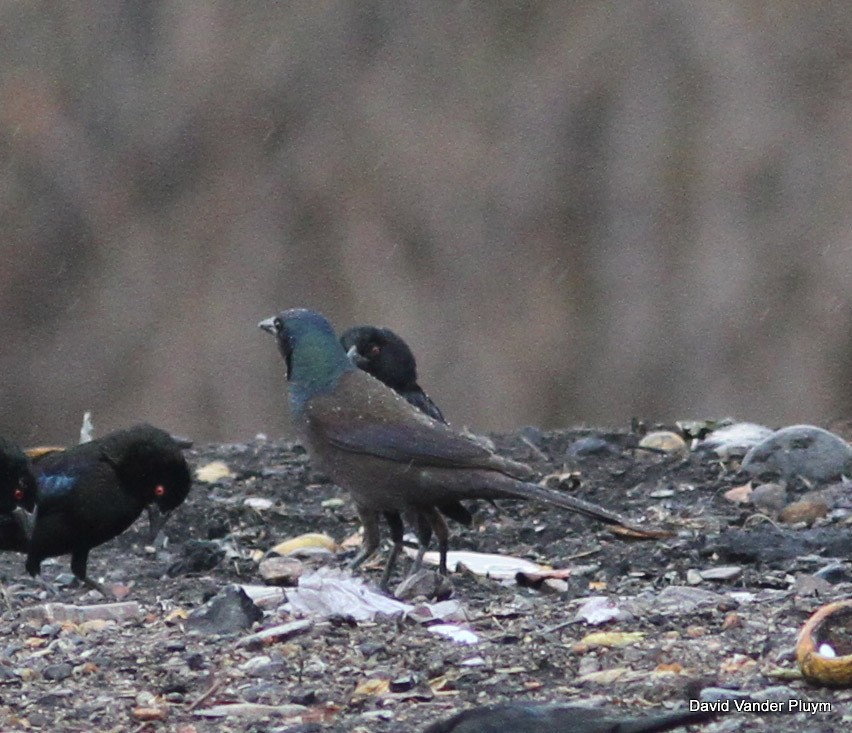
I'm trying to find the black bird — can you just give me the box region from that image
[260,309,658,588]
[0,437,37,551]
[26,424,192,589]
[422,703,719,733]
[340,325,445,422]
[341,325,473,577]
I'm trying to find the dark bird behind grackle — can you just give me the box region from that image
[0,437,37,551]
[341,325,473,579]
[26,424,192,589]
[422,703,719,733]
[340,325,445,422]
[260,308,658,589]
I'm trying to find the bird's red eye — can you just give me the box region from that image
[14,488,24,502]
[369,345,380,357]
[154,485,166,497]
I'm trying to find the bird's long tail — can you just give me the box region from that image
[480,478,670,539]
[618,709,720,733]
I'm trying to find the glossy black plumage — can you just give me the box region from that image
[340,325,445,422]
[341,325,472,577]
[26,424,191,588]
[260,309,654,589]
[0,437,37,551]
[422,703,718,733]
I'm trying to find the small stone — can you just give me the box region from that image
[722,612,742,630]
[237,619,313,650]
[167,540,225,576]
[132,707,168,721]
[42,663,73,681]
[638,431,688,458]
[723,483,753,504]
[750,483,787,515]
[567,436,615,458]
[814,563,850,584]
[389,674,417,692]
[779,500,829,526]
[136,691,156,706]
[186,585,263,636]
[686,569,702,585]
[258,556,303,586]
[244,497,274,510]
[742,425,852,482]
[394,570,453,601]
[699,566,742,582]
[240,655,279,676]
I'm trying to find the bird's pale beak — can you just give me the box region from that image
[12,505,35,541]
[346,345,368,367]
[258,317,277,335]
[147,504,170,540]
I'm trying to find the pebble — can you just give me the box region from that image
[750,483,788,515]
[240,655,276,676]
[742,425,852,482]
[698,566,742,582]
[258,556,303,586]
[394,570,454,601]
[42,663,73,681]
[186,585,263,636]
[132,707,168,721]
[167,540,226,576]
[779,499,829,525]
[237,619,313,650]
[814,563,850,584]
[566,436,615,458]
[638,431,688,458]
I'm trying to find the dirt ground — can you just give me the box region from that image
[0,424,850,732]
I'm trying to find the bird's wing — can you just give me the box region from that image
[309,371,530,477]
[33,445,108,515]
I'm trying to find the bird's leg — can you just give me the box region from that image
[349,507,381,570]
[380,511,405,591]
[409,510,434,574]
[422,506,450,575]
[70,549,107,595]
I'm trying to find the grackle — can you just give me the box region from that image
[341,325,473,577]
[26,424,191,590]
[422,703,719,733]
[260,308,656,589]
[0,437,37,551]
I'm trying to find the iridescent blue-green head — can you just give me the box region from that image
[259,308,355,410]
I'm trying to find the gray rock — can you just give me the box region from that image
[187,585,263,635]
[750,482,787,515]
[742,425,852,482]
[42,663,73,681]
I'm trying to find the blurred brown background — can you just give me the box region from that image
[2,1,852,444]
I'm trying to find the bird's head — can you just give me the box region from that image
[259,309,354,398]
[0,437,37,513]
[103,424,192,512]
[339,325,419,391]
